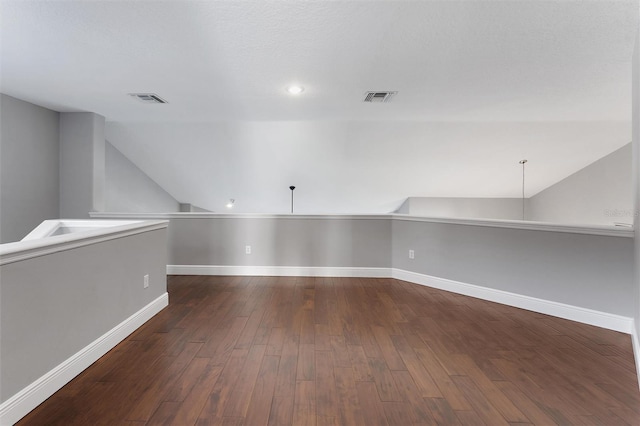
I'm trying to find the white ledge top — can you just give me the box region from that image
[390,214,634,238]
[0,220,169,265]
[90,212,392,220]
[88,212,634,238]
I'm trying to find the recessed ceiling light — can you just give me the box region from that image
[286,85,304,95]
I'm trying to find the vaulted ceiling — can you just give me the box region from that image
[2,1,639,213]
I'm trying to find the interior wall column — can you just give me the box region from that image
[59,112,105,218]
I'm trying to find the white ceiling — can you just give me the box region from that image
[2,0,638,122]
[1,0,639,213]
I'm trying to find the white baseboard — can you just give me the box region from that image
[391,269,634,334]
[167,265,392,278]
[0,293,169,426]
[632,323,640,390]
[167,264,633,334]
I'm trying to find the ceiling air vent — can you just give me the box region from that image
[363,91,397,103]
[128,93,168,104]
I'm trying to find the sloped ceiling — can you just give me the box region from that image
[1,1,638,213]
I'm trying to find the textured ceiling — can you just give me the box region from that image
[1,0,638,122]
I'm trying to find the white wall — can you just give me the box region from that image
[403,197,522,220]
[0,94,60,243]
[59,112,106,218]
[106,120,630,214]
[399,143,631,224]
[529,143,632,225]
[105,141,180,213]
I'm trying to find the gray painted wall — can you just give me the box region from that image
[106,141,180,213]
[392,218,634,317]
[632,22,639,361]
[0,95,60,243]
[166,217,391,268]
[189,205,212,213]
[528,143,632,225]
[394,199,410,214]
[179,204,211,213]
[0,227,167,402]
[97,213,632,319]
[403,197,523,220]
[59,112,106,218]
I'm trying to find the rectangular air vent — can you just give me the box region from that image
[364,91,397,103]
[129,93,168,104]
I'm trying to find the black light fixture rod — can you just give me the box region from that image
[519,160,527,221]
[289,186,296,214]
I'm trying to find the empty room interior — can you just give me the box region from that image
[2,0,640,425]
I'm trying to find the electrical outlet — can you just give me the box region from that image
[143,274,149,288]
[245,245,251,254]
[409,250,415,259]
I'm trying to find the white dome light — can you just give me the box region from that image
[286,85,304,95]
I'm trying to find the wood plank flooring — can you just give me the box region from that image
[18,276,640,425]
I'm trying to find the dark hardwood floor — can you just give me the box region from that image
[18,275,640,425]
